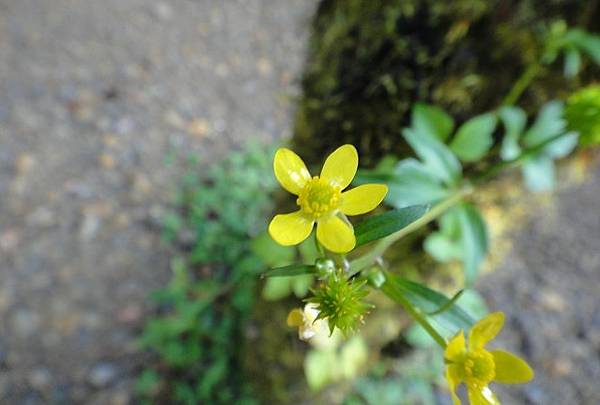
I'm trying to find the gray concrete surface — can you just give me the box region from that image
[0,0,316,403]
[480,156,600,405]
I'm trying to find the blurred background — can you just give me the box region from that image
[0,1,598,404]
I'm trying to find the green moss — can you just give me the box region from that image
[292,0,599,166]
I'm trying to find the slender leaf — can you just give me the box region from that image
[261,264,316,278]
[412,102,455,141]
[354,205,429,247]
[456,203,488,285]
[402,128,462,186]
[450,113,497,162]
[382,273,474,332]
[499,106,527,160]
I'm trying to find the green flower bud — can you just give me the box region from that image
[314,258,336,279]
[565,85,600,146]
[307,272,373,337]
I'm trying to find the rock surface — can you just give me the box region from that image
[0,0,315,402]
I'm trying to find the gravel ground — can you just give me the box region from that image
[479,156,600,405]
[0,0,315,403]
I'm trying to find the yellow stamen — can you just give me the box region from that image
[297,176,342,219]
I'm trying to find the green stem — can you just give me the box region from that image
[349,188,471,275]
[502,62,542,106]
[473,131,571,184]
[380,280,447,348]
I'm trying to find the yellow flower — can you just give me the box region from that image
[269,144,388,253]
[445,312,534,405]
[287,303,328,341]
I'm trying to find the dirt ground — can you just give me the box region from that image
[0,0,315,403]
[478,155,600,405]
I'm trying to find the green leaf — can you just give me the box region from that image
[354,205,429,247]
[262,264,316,278]
[456,204,488,285]
[402,128,462,186]
[566,28,600,64]
[251,232,295,267]
[339,336,369,379]
[291,274,314,297]
[382,273,474,333]
[499,106,527,160]
[450,113,497,162]
[522,101,566,147]
[564,47,582,78]
[543,131,579,158]
[423,232,462,263]
[262,277,292,301]
[384,159,450,208]
[305,349,338,391]
[522,155,555,192]
[411,103,455,141]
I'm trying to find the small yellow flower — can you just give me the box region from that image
[445,312,534,405]
[269,144,388,253]
[287,303,328,341]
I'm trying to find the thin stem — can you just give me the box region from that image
[473,131,571,184]
[502,62,542,106]
[349,188,471,275]
[381,280,447,348]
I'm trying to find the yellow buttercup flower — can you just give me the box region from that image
[269,144,387,253]
[445,312,534,405]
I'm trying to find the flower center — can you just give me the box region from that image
[456,349,496,387]
[297,176,341,219]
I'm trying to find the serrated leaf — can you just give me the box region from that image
[522,155,555,192]
[354,205,429,247]
[450,113,497,162]
[384,159,450,208]
[261,264,316,278]
[381,273,474,333]
[456,203,488,285]
[499,106,527,160]
[522,101,566,147]
[402,128,462,186]
[412,103,455,141]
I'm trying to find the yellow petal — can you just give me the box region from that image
[491,350,534,384]
[446,367,462,405]
[273,148,311,195]
[287,308,305,327]
[320,144,358,189]
[340,184,388,216]
[269,211,314,246]
[467,386,500,405]
[316,215,355,253]
[469,312,505,350]
[445,330,466,361]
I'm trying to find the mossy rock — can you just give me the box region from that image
[292,0,600,166]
